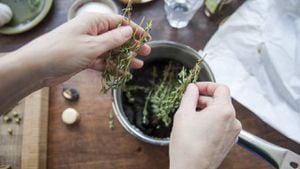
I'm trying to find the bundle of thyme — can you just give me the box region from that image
[101,1,152,93]
[145,59,204,126]
[148,63,175,125]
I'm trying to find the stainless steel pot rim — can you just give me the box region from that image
[147,41,215,81]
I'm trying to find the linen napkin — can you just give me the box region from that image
[203,0,300,143]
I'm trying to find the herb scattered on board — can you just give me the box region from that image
[101,0,152,93]
[108,111,115,129]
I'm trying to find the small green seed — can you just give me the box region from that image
[13,111,19,117]
[3,116,12,123]
[7,128,13,135]
[15,118,21,124]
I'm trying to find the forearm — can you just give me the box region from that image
[0,51,44,115]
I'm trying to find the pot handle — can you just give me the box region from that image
[238,130,300,169]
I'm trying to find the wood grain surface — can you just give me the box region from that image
[48,70,170,169]
[0,0,299,169]
[21,88,49,169]
[0,87,49,169]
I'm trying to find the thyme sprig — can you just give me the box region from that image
[102,1,152,93]
[144,59,204,126]
[166,59,204,114]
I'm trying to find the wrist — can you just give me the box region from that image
[6,50,45,89]
[169,148,212,169]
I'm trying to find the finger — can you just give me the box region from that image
[196,82,231,101]
[93,26,133,54]
[130,58,144,69]
[197,95,213,109]
[91,57,144,72]
[120,16,148,37]
[137,44,151,56]
[80,13,147,37]
[178,83,199,112]
[89,58,105,71]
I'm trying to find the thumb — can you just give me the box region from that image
[94,26,133,55]
[178,83,199,112]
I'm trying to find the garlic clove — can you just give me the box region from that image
[0,3,13,27]
[61,108,80,125]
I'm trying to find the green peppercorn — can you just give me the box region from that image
[7,128,13,135]
[13,111,19,117]
[15,118,21,125]
[3,116,11,123]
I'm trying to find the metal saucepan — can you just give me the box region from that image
[112,41,300,169]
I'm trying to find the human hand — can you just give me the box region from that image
[14,13,151,86]
[169,82,242,169]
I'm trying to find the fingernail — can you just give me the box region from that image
[186,84,195,93]
[135,59,144,67]
[120,26,133,37]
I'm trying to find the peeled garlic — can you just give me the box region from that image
[61,108,80,125]
[0,3,13,27]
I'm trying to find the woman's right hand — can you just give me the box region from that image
[13,13,150,87]
[169,82,242,169]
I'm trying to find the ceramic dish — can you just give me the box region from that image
[68,0,119,20]
[119,0,154,5]
[0,0,53,35]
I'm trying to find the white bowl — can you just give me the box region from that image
[68,0,119,20]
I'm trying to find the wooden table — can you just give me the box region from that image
[0,0,299,169]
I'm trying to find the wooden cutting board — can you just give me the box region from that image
[0,53,49,169]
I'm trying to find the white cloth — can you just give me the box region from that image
[203,0,300,143]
